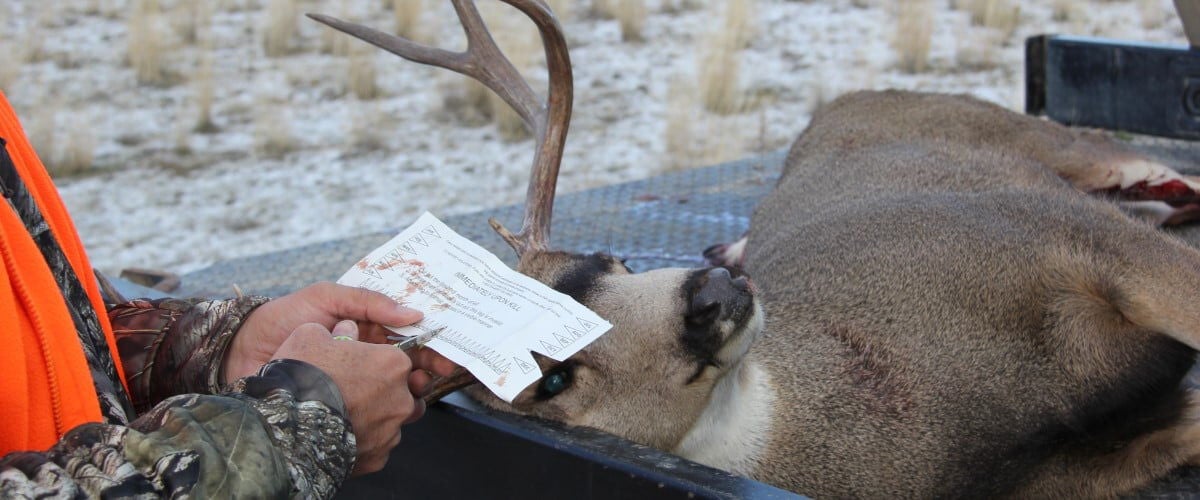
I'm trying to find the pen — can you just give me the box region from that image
[388,326,445,351]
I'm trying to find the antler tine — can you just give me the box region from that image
[309,0,572,257]
[308,5,537,131]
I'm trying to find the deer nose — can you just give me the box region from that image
[688,267,743,324]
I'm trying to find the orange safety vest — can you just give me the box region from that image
[0,91,128,453]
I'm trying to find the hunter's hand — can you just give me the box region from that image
[270,320,420,475]
[222,282,423,384]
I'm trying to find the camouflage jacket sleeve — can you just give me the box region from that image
[0,359,356,498]
[110,296,270,414]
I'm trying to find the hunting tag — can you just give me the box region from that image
[337,212,613,402]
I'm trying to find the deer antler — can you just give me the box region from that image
[307,0,572,257]
[309,1,573,402]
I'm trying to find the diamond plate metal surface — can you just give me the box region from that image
[177,150,786,297]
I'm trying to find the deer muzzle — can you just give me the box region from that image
[682,267,759,371]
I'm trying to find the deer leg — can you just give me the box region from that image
[1069,157,1200,226]
[703,235,748,268]
[1119,201,1200,226]
[1019,390,1200,498]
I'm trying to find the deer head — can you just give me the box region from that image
[310,0,764,450]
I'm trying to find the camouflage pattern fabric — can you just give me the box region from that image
[1,359,354,498]
[0,147,356,497]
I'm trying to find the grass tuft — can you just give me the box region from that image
[591,0,615,19]
[0,44,19,91]
[955,28,1000,71]
[319,3,354,56]
[393,0,424,39]
[192,51,219,133]
[58,120,97,177]
[891,0,933,73]
[663,77,698,170]
[171,1,213,45]
[959,0,1020,38]
[128,0,172,86]
[616,0,646,42]
[1139,0,1166,29]
[546,0,573,21]
[347,102,388,153]
[698,1,757,114]
[347,49,380,100]
[254,102,296,158]
[262,0,298,57]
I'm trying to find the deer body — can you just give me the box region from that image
[703,90,1200,497]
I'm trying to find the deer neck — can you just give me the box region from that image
[671,357,775,476]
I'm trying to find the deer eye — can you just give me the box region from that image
[537,369,571,398]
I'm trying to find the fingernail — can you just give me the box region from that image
[396,304,423,318]
[332,319,356,336]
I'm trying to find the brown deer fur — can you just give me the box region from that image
[469,90,1200,498]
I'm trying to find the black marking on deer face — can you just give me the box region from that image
[549,252,627,304]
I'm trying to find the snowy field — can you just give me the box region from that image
[0,0,1188,277]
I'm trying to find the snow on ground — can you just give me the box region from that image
[0,0,1188,276]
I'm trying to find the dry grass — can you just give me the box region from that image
[663,77,698,170]
[806,71,831,114]
[960,0,1020,38]
[30,102,95,178]
[21,19,48,64]
[347,102,388,153]
[27,102,58,174]
[347,49,380,100]
[697,115,744,168]
[320,3,354,56]
[35,1,55,29]
[955,28,1000,71]
[982,0,1020,38]
[591,0,616,19]
[98,0,123,20]
[17,3,51,61]
[81,0,103,16]
[393,0,423,39]
[171,1,213,46]
[128,0,171,86]
[262,0,298,57]
[57,119,97,177]
[546,0,573,21]
[663,74,758,172]
[891,0,933,73]
[698,2,756,115]
[724,0,756,49]
[441,78,493,127]
[489,87,529,141]
[1050,0,1087,30]
[698,41,741,114]
[254,102,296,158]
[192,51,219,133]
[1139,0,1167,29]
[616,0,646,42]
[0,44,19,91]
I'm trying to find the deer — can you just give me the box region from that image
[312,1,1200,497]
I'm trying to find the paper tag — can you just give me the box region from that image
[337,212,613,402]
